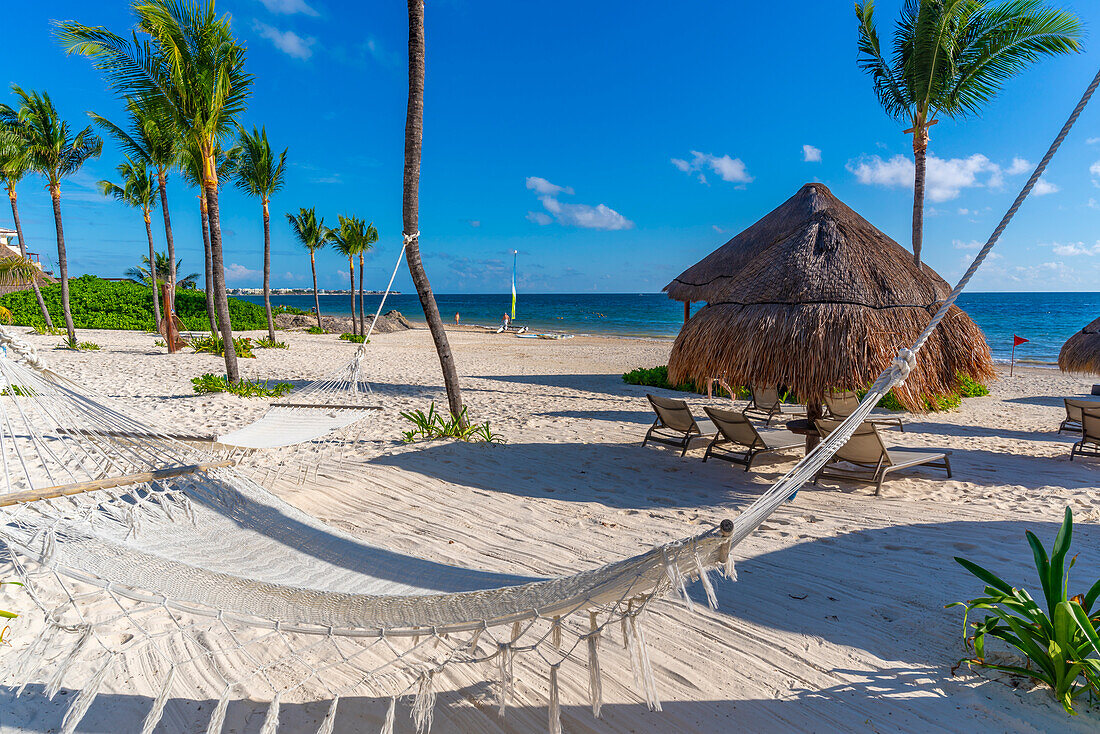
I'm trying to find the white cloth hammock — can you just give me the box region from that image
[0,67,1094,732]
[215,241,408,450]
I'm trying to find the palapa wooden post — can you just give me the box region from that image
[160,279,185,353]
[684,301,690,325]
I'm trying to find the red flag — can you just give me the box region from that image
[1013,335,1029,346]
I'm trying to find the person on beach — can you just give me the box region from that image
[454,313,460,325]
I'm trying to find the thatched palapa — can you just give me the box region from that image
[665,183,994,412]
[1058,315,1100,375]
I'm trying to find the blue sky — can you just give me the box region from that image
[5,0,1100,294]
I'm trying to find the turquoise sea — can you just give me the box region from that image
[248,292,1100,365]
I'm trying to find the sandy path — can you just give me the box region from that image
[1,326,1097,732]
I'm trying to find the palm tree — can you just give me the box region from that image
[286,207,329,330]
[181,140,238,336]
[330,215,364,331]
[404,0,465,423]
[90,95,180,313]
[855,0,1083,267]
[61,0,254,382]
[0,126,53,327]
[357,222,379,336]
[98,158,163,327]
[234,125,287,343]
[0,86,102,344]
[0,256,45,322]
[126,252,199,289]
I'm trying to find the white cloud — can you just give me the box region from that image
[846,153,1033,202]
[957,208,969,215]
[1032,178,1059,196]
[467,220,481,228]
[1050,241,1100,256]
[953,239,983,250]
[1088,137,1100,145]
[671,151,753,185]
[1090,160,1100,184]
[1006,157,1031,175]
[257,0,319,16]
[526,177,573,196]
[802,144,822,163]
[712,225,726,234]
[225,263,262,284]
[525,178,633,230]
[1088,198,1099,210]
[253,21,315,60]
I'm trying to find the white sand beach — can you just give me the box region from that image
[1,325,1098,733]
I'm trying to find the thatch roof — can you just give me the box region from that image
[665,183,994,412]
[1059,315,1100,375]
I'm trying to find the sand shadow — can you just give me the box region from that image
[538,409,656,423]
[902,420,1075,444]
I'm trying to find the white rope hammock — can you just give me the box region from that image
[216,238,411,450]
[0,67,1094,732]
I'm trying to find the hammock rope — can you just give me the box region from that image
[0,68,1094,733]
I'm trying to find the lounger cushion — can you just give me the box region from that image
[695,419,717,436]
[757,428,804,450]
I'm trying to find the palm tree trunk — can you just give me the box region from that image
[911,126,929,268]
[144,211,162,329]
[310,251,322,330]
[358,253,365,336]
[156,170,177,322]
[261,198,275,342]
[347,258,355,333]
[7,187,53,328]
[202,165,239,383]
[200,197,218,336]
[48,184,76,344]
[404,0,465,423]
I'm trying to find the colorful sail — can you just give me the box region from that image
[511,250,517,320]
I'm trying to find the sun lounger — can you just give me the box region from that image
[701,406,803,470]
[812,417,951,495]
[825,389,905,431]
[1061,398,1100,434]
[743,385,806,426]
[1070,407,1100,461]
[642,394,716,456]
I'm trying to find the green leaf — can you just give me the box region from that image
[955,557,1013,594]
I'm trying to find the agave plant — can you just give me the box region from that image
[952,507,1100,714]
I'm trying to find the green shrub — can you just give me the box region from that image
[273,304,310,316]
[255,337,288,349]
[339,333,367,344]
[30,323,65,336]
[305,325,326,334]
[622,365,749,398]
[956,373,991,398]
[872,373,987,412]
[55,337,100,352]
[191,334,256,359]
[400,403,504,443]
[0,275,267,331]
[190,373,293,398]
[951,508,1100,714]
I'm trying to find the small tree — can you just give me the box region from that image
[0,86,102,344]
[98,158,162,327]
[286,207,329,330]
[0,126,53,327]
[855,0,1082,267]
[357,222,379,336]
[330,215,365,332]
[234,125,286,343]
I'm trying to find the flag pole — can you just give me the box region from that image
[511,250,517,321]
[1010,341,1016,377]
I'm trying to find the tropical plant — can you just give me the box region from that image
[126,252,199,290]
[0,86,102,344]
[61,0,255,382]
[180,140,239,336]
[90,94,181,313]
[855,0,1083,266]
[403,0,465,425]
[190,334,255,359]
[234,125,286,343]
[0,127,53,327]
[305,325,326,334]
[191,372,292,397]
[57,337,100,351]
[99,158,163,326]
[357,221,379,337]
[0,580,23,621]
[339,332,366,344]
[951,508,1100,714]
[285,207,329,330]
[399,403,503,444]
[255,337,287,349]
[330,215,366,334]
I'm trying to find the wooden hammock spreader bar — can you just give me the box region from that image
[272,402,384,411]
[55,428,218,443]
[0,460,234,508]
